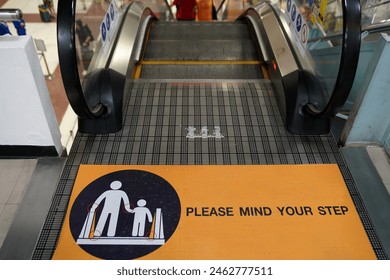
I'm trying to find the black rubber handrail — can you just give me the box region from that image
[57,0,106,119]
[303,0,361,118]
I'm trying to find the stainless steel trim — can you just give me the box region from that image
[261,12,298,77]
[244,13,272,62]
[109,3,154,76]
[0,8,23,21]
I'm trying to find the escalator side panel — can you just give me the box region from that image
[246,5,331,134]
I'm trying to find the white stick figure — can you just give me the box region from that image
[213,126,223,138]
[90,180,133,237]
[186,126,196,138]
[132,199,153,237]
[201,126,208,138]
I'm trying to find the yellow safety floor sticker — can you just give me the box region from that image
[53,164,376,260]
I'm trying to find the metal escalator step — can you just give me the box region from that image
[138,64,264,79]
[143,39,258,61]
[148,21,251,41]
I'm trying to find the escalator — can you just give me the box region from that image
[26,0,390,260]
[136,21,265,79]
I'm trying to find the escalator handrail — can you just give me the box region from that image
[162,0,175,20]
[216,0,227,13]
[57,0,107,119]
[303,0,361,118]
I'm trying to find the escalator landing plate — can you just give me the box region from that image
[52,164,376,260]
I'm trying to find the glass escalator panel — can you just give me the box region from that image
[74,0,126,82]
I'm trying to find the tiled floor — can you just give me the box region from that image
[0,159,37,248]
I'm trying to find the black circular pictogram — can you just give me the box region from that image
[69,170,181,260]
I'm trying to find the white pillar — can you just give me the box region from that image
[0,35,62,156]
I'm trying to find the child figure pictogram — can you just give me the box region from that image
[132,199,153,237]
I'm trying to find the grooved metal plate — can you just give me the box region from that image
[139,64,263,79]
[144,39,259,61]
[148,22,252,41]
[144,21,258,61]
[32,80,387,259]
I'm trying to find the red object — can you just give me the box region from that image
[172,0,197,20]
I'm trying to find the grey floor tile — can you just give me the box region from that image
[0,160,26,204]
[0,204,19,249]
[8,159,37,204]
[366,147,390,194]
[0,204,4,217]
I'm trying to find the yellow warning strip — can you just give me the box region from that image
[141,60,261,65]
[133,22,271,79]
[134,60,270,79]
[261,64,270,79]
[133,23,152,80]
[134,63,142,79]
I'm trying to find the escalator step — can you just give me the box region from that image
[148,21,251,41]
[138,64,264,79]
[144,39,258,61]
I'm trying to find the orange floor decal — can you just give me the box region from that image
[53,164,376,260]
